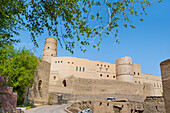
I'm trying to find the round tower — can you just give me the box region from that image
[42,37,57,63]
[116,56,134,83]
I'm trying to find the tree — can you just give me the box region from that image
[0,45,39,105]
[0,0,163,53]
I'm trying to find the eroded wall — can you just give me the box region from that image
[28,61,51,104]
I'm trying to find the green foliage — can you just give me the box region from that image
[17,103,34,107]
[0,0,162,53]
[0,45,39,105]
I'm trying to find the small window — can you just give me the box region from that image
[101,64,102,66]
[138,73,139,75]
[58,61,60,63]
[54,76,56,80]
[108,65,110,67]
[38,80,42,90]
[68,62,70,64]
[76,66,78,71]
[104,65,106,67]
[55,61,57,63]
[107,103,109,106]
[79,67,81,71]
[62,80,67,87]
[61,61,63,63]
[113,76,115,78]
[107,75,109,77]
[72,62,74,64]
[134,72,135,75]
[48,47,50,49]
[154,83,156,87]
[100,74,102,77]
[97,64,99,66]
[135,81,137,83]
[82,67,85,72]
[139,81,140,84]
[51,54,53,56]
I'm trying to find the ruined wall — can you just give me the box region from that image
[28,61,51,104]
[160,59,170,113]
[68,97,165,113]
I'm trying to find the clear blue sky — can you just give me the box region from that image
[14,1,170,77]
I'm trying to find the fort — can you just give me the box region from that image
[28,37,163,104]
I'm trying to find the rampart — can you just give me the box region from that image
[49,76,144,102]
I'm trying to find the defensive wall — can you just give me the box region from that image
[28,61,51,104]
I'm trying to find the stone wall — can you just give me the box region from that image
[0,75,17,109]
[160,59,170,113]
[28,61,51,104]
[67,97,165,113]
[49,76,144,102]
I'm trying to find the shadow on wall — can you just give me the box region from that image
[160,59,170,113]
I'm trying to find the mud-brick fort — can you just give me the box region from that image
[28,38,163,104]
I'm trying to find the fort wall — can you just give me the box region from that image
[28,61,51,104]
[49,76,144,102]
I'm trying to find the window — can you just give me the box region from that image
[104,65,106,67]
[154,83,156,87]
[54,76,56,80]
[48,47,50,49]
[101,64,102,66]
[82,67,85,72]
[38,80,42,90]
[107,75,109,77]
[55,61,57,63]
[138,73,139,75]
[134,72,135,75]
[97,64,99,66]
[68,62,70,64]
[108,65,110,67]
[76,66,78,71]
[100,74,102,77]
[135,81,137,83]
[62,80,67,87]
[79,67,81,71]
[72,62,74,64]
[61,61,63,63]
[139,81,140,84]
[51,54,53,56]
[113,76,115,78]
[58,61,60,63]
